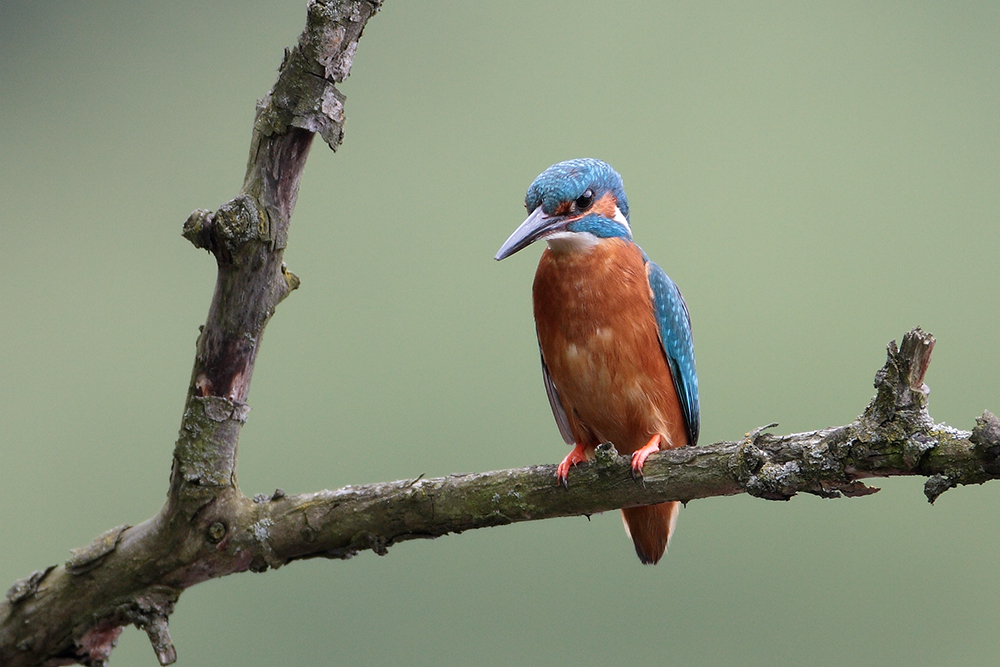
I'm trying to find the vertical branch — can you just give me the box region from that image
[175,0,380,506]
[0,3,381,666]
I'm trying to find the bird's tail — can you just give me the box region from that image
[621,501,680,565]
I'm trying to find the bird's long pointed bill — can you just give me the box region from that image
[494,206,568,261]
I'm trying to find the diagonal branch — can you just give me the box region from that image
[1,2,998,667]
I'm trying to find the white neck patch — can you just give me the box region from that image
[545,230,599,253]
[613,206,631,236]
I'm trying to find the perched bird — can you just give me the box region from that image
[495,158,699,564]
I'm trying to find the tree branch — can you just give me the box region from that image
[1,2,997,666]
[0,1,380,665]
[208,328,1000,565]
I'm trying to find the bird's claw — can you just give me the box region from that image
[630,453,643,482]
[630,434,661,483]
[556,443,590,488]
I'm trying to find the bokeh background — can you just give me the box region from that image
[1,0,998,664]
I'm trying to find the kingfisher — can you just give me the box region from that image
[495,158,699,565]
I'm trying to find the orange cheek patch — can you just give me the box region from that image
[554,201,572,215]
[590,192,619,219]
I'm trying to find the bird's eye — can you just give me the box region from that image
[575,189,595,211]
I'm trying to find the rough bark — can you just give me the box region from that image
[215,328,1000,565]
[1,2,998,666]
[0,1,379,665]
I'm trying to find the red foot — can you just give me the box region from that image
[630,434,662,480]
[557,443,590,488]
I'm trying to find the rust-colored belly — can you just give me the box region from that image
[533,238,688,454]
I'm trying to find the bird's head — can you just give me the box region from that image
[495,158,631,260]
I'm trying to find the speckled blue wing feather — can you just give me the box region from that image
[539,348,575,444]
[646,260,700,446]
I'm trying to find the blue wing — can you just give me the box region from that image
[646,260,700,446]
[539,347,575,445]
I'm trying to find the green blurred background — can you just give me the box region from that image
[1,0,998,664]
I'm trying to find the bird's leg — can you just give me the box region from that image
[556,443,590,488]
[630,434,662,480]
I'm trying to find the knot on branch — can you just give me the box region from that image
[69,587,179,667]
[971,411,1000,474]
[141,614,176,666]
[125,589,179,666]
[183,195,272,261]
[928,411,1000,503]
[182,209,215,251]
[593,442,625,470]
[924,474,956,504]
[736,425,880,500]
[864,328,935,429]
[736,424,798,500]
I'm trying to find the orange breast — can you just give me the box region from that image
[533,238,688,455]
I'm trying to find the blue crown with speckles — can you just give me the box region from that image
[525,158,630,221]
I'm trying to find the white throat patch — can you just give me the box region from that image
[544,204,631,253]
[545,231,599,253]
